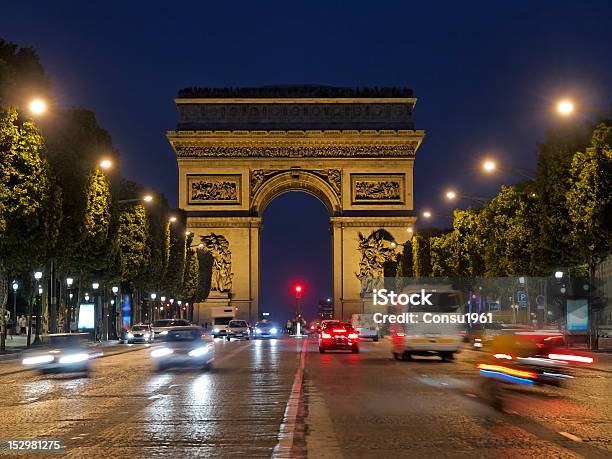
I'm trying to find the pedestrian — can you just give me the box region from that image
[19,315,27,335]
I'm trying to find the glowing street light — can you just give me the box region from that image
[66,277,74,287]
[92,282,100,290]
[406,227,414,234]
[28,98,47,116]
[422,210,432,219]
[150,293,157,300]
[482,159,496,173]
[554,271,564,279]
[143,195,153,202]
[557,99,574,116]
[185,231,192,236]
[99,159,112,170]
[445,190,457,200]
[169,216,177,223]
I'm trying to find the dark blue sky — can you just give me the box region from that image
[2,1,611,320]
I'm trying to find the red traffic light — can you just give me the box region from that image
[295,285,303,293]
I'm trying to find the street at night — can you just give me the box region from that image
[2,2,612,458]
[0,337,610,458]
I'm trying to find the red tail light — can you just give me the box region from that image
[321,333,332,339]
[548,353,594,364]
[348,333,358,339]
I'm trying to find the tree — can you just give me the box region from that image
[412,233,432,277]
[452,208,485,277]
[75,167,112,282]
[478,186,540,277]
[114,204,150,282]
[395,238,413,290]
[0,108,54,349]
[430,232,457,277]
[162,217,186,298]
[182,248,199,302]
[533,123,591,271]
[567,123,612,283]
[0,39,49,108]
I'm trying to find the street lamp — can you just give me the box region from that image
[92,282,99,290]
[482,159,496,173]
[111,286,119,339]
[554,271,564,279]
[11,281,18,333]
[99,159,112,170]
[65,277,74,333]
[444,190,487,205]
[28,98,47,116]
[480,158,534,180]
[406,227,414,234]
[557,99,575,116]
[150,293,157,321]
[169,216,177,223]
[422,210,432,219]
[185,231,192,236]
[143,195,153,202]
[31,271,43,346]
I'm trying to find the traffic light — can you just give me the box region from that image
[293,284,303,298]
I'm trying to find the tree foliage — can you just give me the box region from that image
[567,123,612,276]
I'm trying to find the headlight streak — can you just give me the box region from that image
[188,347,210,358]
[58,353,90,364]
[151,348,173,358]
[22,355,55,365]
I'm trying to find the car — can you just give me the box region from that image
[318,321,359,353]
[124,323,154,343]
[253,321,280,338]
[351,314,380,341]
[21,333,98,374]
[226,319,251,341]
[150,326,214,371]
[151,319,191,340]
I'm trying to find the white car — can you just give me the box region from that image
[151,319,191,340]
[352,314,380,341]
[226,320,251,341]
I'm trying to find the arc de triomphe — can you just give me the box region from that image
[167,86,424,322]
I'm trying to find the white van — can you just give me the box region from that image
[391,285,463,361]
[352,314,380,341]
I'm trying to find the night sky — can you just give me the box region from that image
[2,1,611,321]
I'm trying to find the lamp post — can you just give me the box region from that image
[11,281,18,334]
[150,293,157,321]
[92,282,101,341]
[65,277,74,333]
[111,286,119,339]
[294,284,303,335]
[31,271,43,345]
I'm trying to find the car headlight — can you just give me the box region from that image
[58,353,90,364]
[127,333,134,339]
[213,328,220,333]
[270,328,277,334]
[188,347,209,358]
[143,332,150,338]
[256,329,262,334]
[22,355,54,365]
[151,348,173,358]
[159,330,168,335]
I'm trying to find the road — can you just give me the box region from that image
[0,337,610,458]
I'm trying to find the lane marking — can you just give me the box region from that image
[273,339,308,458]
[559,431,583,442]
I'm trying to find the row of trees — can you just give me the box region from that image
[0,39,211,349]
[397,120,612,281]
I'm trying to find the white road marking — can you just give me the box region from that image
[559,431,583,442]
[273,339,308,458]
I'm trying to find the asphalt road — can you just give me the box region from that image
[0,337,610,458]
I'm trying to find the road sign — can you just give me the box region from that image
[517,290,528,308]
[536,294,545,310]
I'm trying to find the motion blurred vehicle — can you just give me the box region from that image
[152,319,191,340]
[391,285,462,361]
[123,323,154,344]
[226,319,251,341]
[478,332,592,410]
[352,314,380,341]
[468,322,506,349]
[253,321,280,338]
[151,326,214,371]
[308,321,321,334]
[318,321,359,353]
[22,333,98,374]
